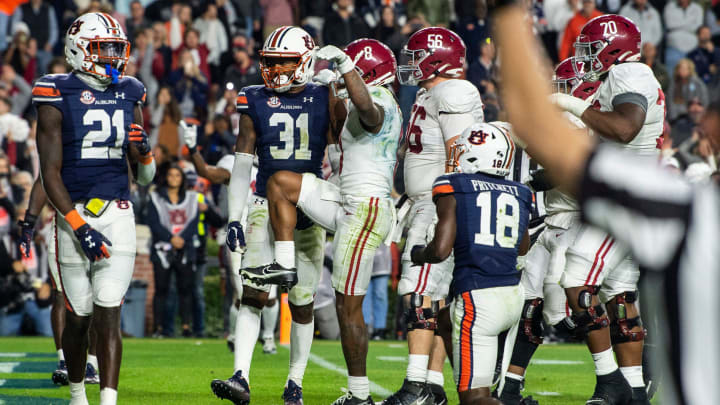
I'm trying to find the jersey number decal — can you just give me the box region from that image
[81,109,125,159]
[405,105,426,154]
[269,112,311,160]
[474,192,520,248]
[600,21,617,36]
[427,34,443,48]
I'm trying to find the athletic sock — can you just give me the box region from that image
[348,375,370,400]
[406,354,429,383]
[58,349,65,362]
[87,354,98,370]
[99,387,118,405]
[509,338,539,369]
[227,303,239,342]
[591,348,618,376]
[262,299,279,340]
[503,372,524,395]
[69,381,88,405]
[274,241,295,269]
[234,305,262,381]
[426,369,444,386]
[620,366,645,388]
[506,372,524,382]
[287,320,314,387]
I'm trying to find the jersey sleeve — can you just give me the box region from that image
[435,80,484,142]
[607,64,652,112]
[432,174,456,201]
[128,76,147,106]
[31,75,63,110]
[236,87,256,115]
[216,154,234,173]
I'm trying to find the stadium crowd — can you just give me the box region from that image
[0,0,719,340]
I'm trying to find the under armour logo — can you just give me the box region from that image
[303,97,313,103]
[115,92,125,99]
[85,235,96,248]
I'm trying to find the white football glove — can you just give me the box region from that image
[179,120,198,151]
[313,69,339,86]
[549,93,591,119]
[316,45,354,75]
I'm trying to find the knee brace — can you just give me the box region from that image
[405,293,438,331]
[519,298,545,345]
[610,291,647,344]
[571,286,609,334]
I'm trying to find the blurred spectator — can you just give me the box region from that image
[687,26,720,85]
[169,48,209,119]
[374,6,407,58]
[0,65,31,117]
[663,0,703,73]
[558,0,603,61]
[596,0,621,13]
[151,86,183,157]
[4,25,37,84]
[260,0,299,40]
[668,58,708,122]
[641,42,670,91]
[10,171,32,208]
[175,28,211,83]
[671,97,705,146]
[467,38,497,96]
[131,29,159,110]
[407,0,450,27]
[166,4,193,51]
[454,0,489,64]
[300,0,330,35]
[323,0,370,48]
[362,243,391,340]
[223,45,262,92]
[152,22,173,81]
[125,0,151,44]
[707,4,720,46]
[10,0,58,75]
[147,165,200,337]
[234,0,263,37]
[619,0,663,47]
[194,3,229,84]
[47,57,69,74]
[200,115,236,165]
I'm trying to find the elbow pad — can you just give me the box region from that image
[136,157,156,186]
[228,152,254,222]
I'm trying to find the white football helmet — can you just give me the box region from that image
[65,13,130,85]
[448,121,515,177]
[260,26,318,93]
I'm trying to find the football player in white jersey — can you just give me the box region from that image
[550,15,662,405]
[263,38,401,405]
[388,27,484,405]
[499,59,600,405]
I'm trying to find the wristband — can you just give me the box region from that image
[139,153,154,165]
[64,209,87,231]
[23,213,38,227]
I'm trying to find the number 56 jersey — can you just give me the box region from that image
[32,73,146,202]
[432,172,532,297]
[237,83,329,198]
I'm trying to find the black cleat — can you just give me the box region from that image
[211,370,250,405]
[51,360,69,386]
[242,262,298,288]
[282,380,303,405]
[427,383,448,405]
[331,391,375,405]
[629,387,651,405]
[381,379,433,405]
[499,377,523,405]
[585,369,632,405]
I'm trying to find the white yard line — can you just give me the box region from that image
[0,353,27,357]
[0,362,20,373]
[376,356,407,362]
[534,391,561,396]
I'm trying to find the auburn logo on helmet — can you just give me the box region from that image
[468,130,490,145]
[303,35,314,50]
[68,20,84,35]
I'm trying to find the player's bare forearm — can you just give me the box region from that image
[580,103,645,144]
[26,177,48,218]
[342,69,384,132]
[496,7,592,197]
[418,195,457,263]
[519,230,530,256]
[191,151,230,185]
[37,105,74,215]
[329,94,347,142]
[235,114,257,154]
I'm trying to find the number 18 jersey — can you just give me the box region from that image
[32,72,146,202]
[237,84,329,198]
[432,172,532,296]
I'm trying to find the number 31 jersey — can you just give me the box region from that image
[237,83,329,197]
[32,73,146,202]
[432,172,532,296]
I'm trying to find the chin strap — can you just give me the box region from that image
[105,64,120,84]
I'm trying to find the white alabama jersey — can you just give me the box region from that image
[339,85,402,197]
[404,79,484,198]
[594,63,664,155]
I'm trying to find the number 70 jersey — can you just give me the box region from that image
[236,83,329,198]
[32,73,146,202]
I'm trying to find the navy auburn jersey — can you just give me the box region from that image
[432,172,533,296]
[32,72,145,201]
[236,83,329,197]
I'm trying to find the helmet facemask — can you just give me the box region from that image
[397,48,429,86]
[260,54,304,93]
[572,36,608,82]
[446,141,466,173]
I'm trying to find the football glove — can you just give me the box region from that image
[410,245,425,266]
[74,224,112,262]
[18,214,37,258]
[313,69,339,87]
[128,123,151,155]
[226,221,246,253]
[549,93,591,118]
[179,120,198,153]
[316,45,354,75]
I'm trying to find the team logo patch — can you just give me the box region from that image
[267,96,281,108]
[80,90,95,105]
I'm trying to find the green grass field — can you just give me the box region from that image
[0,337,625,404]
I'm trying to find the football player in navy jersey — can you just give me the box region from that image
[411,123,531,405]
[212,26,332,405]
[34,13,155,405]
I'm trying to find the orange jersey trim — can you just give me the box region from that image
[32,87,61,97]
[432,184,454,197]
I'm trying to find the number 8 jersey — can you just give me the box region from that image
[32,72,146,201]
[236,83,329,198]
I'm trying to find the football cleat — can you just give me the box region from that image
[585,369,632,405]
[52,360,69,386]
[629,387,651,405]
[381,379,433,405]
[331,391,375,405]
[227,339,235,353]
[427,383,447,405]
[262,337,277,355]
[84,362,100,384]
[282,380,303,405]
[211,370,250,405]
[242,262,298,288]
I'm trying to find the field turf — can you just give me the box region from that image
[0,337,645,404]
